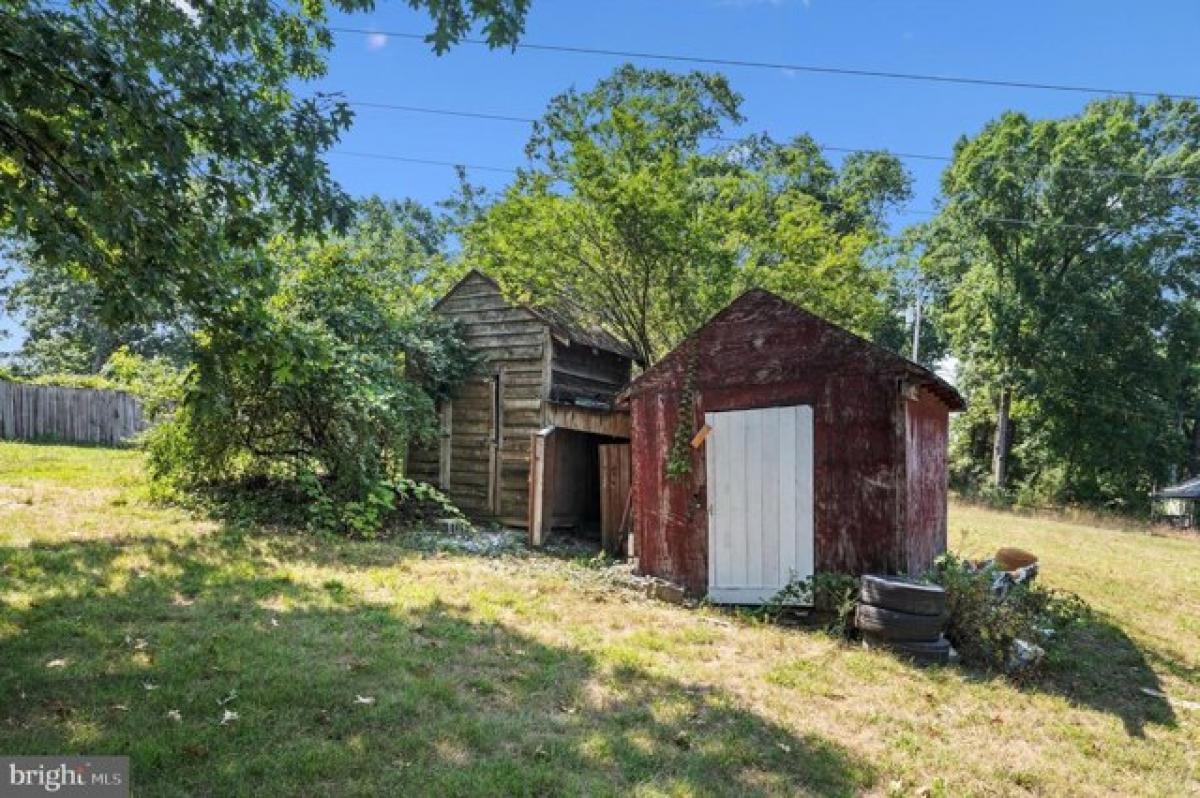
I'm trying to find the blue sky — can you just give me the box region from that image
[4,0,1199,353]
[319,0,1199,211]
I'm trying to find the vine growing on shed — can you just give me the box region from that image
[666,345,700,481]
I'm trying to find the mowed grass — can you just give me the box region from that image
[0,442,1198,796]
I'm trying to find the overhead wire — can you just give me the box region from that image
[329,26,1200,102]
[341,98,1200,185]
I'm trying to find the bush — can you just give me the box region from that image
[764,573,860,637]
[147,236,477,536]
[931,552,1089,674]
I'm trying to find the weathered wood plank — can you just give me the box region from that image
[0,380,144,444]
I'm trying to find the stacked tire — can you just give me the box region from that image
[855,575,952,665]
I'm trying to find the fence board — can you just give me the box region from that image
[0,380,144,445]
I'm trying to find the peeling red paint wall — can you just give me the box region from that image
[904,387,950,574]
[630,291,956,594]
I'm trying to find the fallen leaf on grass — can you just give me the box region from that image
[45,658,68,669]
[111,704,130,712]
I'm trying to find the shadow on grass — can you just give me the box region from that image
[0,532,874,796]
[1025,613,1177,737]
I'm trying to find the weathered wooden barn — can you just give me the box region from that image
[622,289,965,602]
[407,271,635,547]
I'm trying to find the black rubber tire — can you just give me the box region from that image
[863,633,952,665]
[855,603,946,642]
[859,574,947,617]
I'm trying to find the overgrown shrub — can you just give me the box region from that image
[147,236,477,536]
[764,573,861,637]
[931,552,1090,673]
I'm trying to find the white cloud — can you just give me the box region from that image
[366,32,389,51]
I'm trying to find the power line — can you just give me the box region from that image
[328,149,518,173]
[329,146,1197,240]
[330,26,1200,102]
[344,98,1200,184]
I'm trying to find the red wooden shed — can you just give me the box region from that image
[622,289,965,603]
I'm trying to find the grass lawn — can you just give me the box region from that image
[1,441,1198,796]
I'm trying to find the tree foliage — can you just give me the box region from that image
[1,244,191,375]
[464,65,911,366]
[924,98,1200,509]
[0,0,528,327]
[149,202,478,534]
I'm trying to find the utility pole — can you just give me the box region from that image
[911,286,922,363]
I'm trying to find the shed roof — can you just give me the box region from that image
[1153,476,1200,500]
[621,288,966,411]
[435,270,636,360]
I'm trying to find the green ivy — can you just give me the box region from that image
[666,345,700,481]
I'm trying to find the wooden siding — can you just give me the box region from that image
[411,271,637,529]
[903,386,951,574]
[542,403,631,438]
[413,271,549,524]
[0,380,143,444]
[628,289,957,596]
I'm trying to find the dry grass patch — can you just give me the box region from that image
[0,443,1198,795]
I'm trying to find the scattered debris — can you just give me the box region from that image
[167,709,182,722]
[406,523,524,557]
[111,704,130,712]
[143,682,159,691]
[45,658,67,669]
[994,547,1038,571]
[269,617,279,628]
[219,709,239,725]
[354,695,376,705]
[1006,639,1045,674]
[1140,687,1200,711]
[645,578,687,605]
[217,690,238,706]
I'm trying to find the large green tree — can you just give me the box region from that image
[1,0,528,326]
[464,65,911,366]
[924,98,1200,507]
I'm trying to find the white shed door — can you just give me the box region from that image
[705,404,814,604]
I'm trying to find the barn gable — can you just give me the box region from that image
[411,270,635,536]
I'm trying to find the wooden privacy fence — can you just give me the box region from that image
[0,379,144,445]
